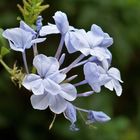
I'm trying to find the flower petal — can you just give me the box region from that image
[100,33,113,48]
[30,93,50,110]
[84,62,99,84]
[31,38,46,44]
[53,11,69,34]
[87,31,104,47]
[22,74,41,90]
[20,20,36,35]
[105,79,122,96]
[2,28,33,51]
[113,79,122,96]
[33,54,59,77]
[48,72,66,83]
[49,95,67,114]
[104,81,114,91]
[43,78,61,95]
[90,47,111,61]
[65,32,77,53]
[70,30,90,56]
[108,67,123,82]
[59,83,77,101]
[39,24,60,36]
[91,24,104,37]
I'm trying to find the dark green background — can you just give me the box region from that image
[0,0,140,140]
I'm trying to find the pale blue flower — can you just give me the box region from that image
[30,82,77,114]
[2,21,46,52]
[2,28,34,52]
[84,62,111,92]
[40,11,75,36]
[89,24,113,48]
[23,54,77,114]
[65,25,113,61]
[104,67,123,96]
[84,61,123,96]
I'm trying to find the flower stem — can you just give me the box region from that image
[55,35,64,59]
[63,54,85,74]
[33,43,38,57]
[22,52,29,74]
[0,58,12,74]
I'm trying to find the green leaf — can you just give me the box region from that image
[0,46,10,57]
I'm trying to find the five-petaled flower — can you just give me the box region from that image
[2,21,45,52]
[22,54,77,114]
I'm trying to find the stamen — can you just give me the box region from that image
[49,114,56,130]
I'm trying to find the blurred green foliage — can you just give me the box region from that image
[0,0,140,140]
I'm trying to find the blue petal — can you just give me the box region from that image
[48,72,66,84]
[31,38,46,44]
[100,33,113,48]
[105,79,123,96]
[20,20,36,35]
[65,32,77,53]
[69,30,90,56]
[84,62,110,92]
[43,78,61,95]
[91,24,105,36]
[22,74,41,90]
[90,47,111,61]
[39,24,60,36]
[108,67,123,83]
[33,54,59,77]
[22,74,45,95]
[30,93,51,110]
[84,62,99,83]
[49,95,67,114]
[59,83,77,101]
[2,28,33,52]
[53,11,69,34]
[87,31,104,47]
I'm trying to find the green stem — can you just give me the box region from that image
[0,58,12,74]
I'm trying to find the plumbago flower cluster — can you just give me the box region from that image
[2,11,123,130]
